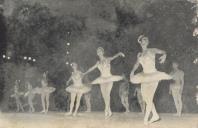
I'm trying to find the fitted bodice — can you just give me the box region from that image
[97,59,112,77]
[71,71,83,86]
[139,51,157,73]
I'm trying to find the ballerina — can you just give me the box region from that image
[65,63,91,116]
[130,35,172,125]
[84,47,125,118]
[24,81,36,113]
[119,74,130,113]
[38,71,56,113]
[169,62,184,117]
[134,86,145,114]
[11,80,24,112]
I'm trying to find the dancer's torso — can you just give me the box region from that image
[139,50,157,73]
[119,81,129,96]
[170,70,183,88]
[98,58,112,77]
[71,71,83,87]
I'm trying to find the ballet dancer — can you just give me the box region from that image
[39,71,56,113]
[130,35,172,125]
[169,62,184,117]
[134,86,145,114]
[119,74,130,113]
[11,80,24,112]
[84,47,125,118]
[24,81,36,112]
[65,63,91,116]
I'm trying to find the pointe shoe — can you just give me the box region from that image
[65,112,72,116]
[149,116,160,124]
[144,121,149,125]
[73,112,77,117]
[85,110,91,113]
[173,113,181,117]
[125,110,130,113]
[108,111,112,117]
[40,110,45,113]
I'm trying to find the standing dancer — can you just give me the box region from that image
[24,81,36,112]
[84,47,125,118]
[169,62,184,117]
[66,63,91,116]
[119,74,130,113]
[134,86,145,114]
[39,72,56,113]
[130,35,172,125]
[11,80,24,112]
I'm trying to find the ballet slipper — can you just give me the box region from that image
[149,117,161,124]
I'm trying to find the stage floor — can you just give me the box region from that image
[0,112,197,128]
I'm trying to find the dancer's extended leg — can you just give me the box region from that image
[41,93,46,113]
[106,82,113,117]
[46,93,50,113]
[73,93,82,116]
[85,93,91,112]
[66,93,76,116]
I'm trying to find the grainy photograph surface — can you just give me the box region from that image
[0,0,197,128]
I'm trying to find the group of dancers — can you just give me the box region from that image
[11,35,189,125]
[11,72,56,113]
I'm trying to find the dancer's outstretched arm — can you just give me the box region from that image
[84,62,99,75]
[151,48,167,63]
[130,53,141,76]
[108,52,125,61]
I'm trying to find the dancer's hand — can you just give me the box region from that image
[159,54,166,64]
[119,52,125,57]
[130,71,135,77]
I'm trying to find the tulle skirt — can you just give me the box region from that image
[34,87,56,94]
[66,85,91,94]
[130,71,172,84]
[91,75,123,85]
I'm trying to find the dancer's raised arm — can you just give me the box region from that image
[108,52,125,61]
[151,48,167,64]
[84,62,99,75]
[130,53,141,76]
[66,76,72,86]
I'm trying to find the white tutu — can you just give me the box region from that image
[91,75,123,85]
[66,85,91,94]
[130,71,172,84]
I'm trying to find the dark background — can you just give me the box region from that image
[0,0,197,113]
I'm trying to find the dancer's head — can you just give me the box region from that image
[138,35,149,50]
[71,62,78,71]
[97,47,104,58]
[172,62,179,69]
[26,82,32,90]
